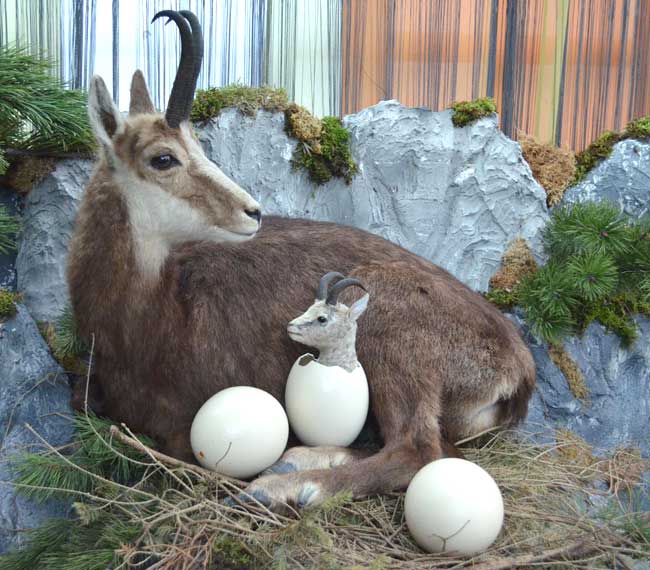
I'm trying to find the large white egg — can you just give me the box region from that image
[190,386,289,479]
[405,458,504,555]
[285,354,369,446]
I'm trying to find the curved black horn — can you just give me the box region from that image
[179,11,204,86]
[326,278,367,306]
[316,272,344,300]
[152,10,203,128]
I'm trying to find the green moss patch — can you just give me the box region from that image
[450,97,497,127]
[291,116,358,185]
[487,201,650,347]
[574,116,650,184]
[190,86,357,186]
[0,289,19,319]
[190,84,289,121]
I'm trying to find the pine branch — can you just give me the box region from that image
[566,252,618,302]
[0,47,94,155]
[109,424,236,482]
[0,205,20,254]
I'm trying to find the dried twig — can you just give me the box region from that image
[108,424,239,483]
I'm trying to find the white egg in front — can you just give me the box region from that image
[404,458,504,555]
[190,386,289,479]
[285,354,369,446]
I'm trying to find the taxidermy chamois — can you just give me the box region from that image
[287,272,369,372]
[67,10,535,510]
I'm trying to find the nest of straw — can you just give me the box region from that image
[11,412,649,570]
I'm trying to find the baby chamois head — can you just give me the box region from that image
[288,272,369,369]
[86,10,261,279]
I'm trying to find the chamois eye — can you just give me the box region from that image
[317,316,327,324]
[150,154,179,170]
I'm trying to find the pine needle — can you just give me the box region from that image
[0,205,20,254]
[0,46,94,159]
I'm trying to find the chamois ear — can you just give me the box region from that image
[348,294,369,321]
[129,70,155,115]
[88,75,124,157]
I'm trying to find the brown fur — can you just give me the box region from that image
[68,73,535,510]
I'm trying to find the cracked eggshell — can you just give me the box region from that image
[405,458,504,555]
[285,354,369,446]
[190,386,289,479]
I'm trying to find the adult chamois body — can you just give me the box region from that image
[68,10,535,510]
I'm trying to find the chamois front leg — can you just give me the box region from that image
[262,446,373,475]
[237,434,443,512]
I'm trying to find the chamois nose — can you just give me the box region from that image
[245,208,262,223]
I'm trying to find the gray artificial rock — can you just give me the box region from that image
[562,139,650,219]
[15,159,93,322]
[15,103,548,322]
[513,313,650,456]
[0,305,74,553]
[198,100,549,291]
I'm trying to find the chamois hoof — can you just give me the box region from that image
[224,489,272,509]
[262,460,297,475]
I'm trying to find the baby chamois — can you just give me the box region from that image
[68,10,536,512]
[287,272,368,372]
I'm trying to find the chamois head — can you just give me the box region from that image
[86,10,261,275]
[287,272,369,365]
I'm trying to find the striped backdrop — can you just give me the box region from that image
[1,0,649,150]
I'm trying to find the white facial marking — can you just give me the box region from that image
[118,168,253,281]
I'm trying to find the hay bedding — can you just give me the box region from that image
[14,414,649,570]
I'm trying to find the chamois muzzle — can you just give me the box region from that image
[326,278,366,306]
[152,10,204,128]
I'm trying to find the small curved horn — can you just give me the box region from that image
[316,272,344,300]
[326,278,367,306]
[152,10,203,128]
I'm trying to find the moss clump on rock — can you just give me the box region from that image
[450,97,497,127]
[291,116,358,186]
[0,289,19,319]
[548,345,588,400]
[489,238,538,293]
[519,135,577,207]
[622,116,650,142]
[574,131,622,184]
[285,103,322,149]
[486,238,537,310]
[189,85,357,186]
[3,155,56,194]
[190,84,289,121]
[574,115,650,184]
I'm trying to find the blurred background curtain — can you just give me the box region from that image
[0,0,649,150]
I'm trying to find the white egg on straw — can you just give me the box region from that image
[190,386,289,479]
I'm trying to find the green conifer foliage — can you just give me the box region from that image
[0,47,94,175]
[515,202,650,345]
[0,205,19,254]
[1,413,155,569]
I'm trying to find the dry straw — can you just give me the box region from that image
[11,415,648,570]
[8,343,649,569]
